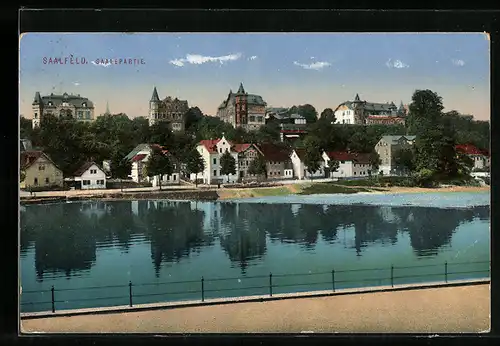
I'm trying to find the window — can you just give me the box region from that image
[173,174,177,181]
[167,175,170,181]
[213,158,217,165]
[83,103,87,107]
[219,148,222,153]
[38,164,45,171]
[246,161,248,166]
[82,180,90,185]
[341,161,345,164]
[34,113,38,119]
[249,116,256,122]
[97,180,104,185]
[34,178,38,185]
[213,170,217,176]
[45,177,49,184]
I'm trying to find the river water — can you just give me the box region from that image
[20,191,490,313]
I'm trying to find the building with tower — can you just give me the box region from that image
[148,87,189,132]
[216,83,267,131]
[31,91,95,129]
[333,94,407,126]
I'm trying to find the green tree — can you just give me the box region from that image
[184,106,204,131]
[110,152,132,192]
[247,154,268,179]
[185,149,205,186]
[20,170,26,183]
[456,152,474,177]
[320,108,336,123]
[393,147,415,174]
[297,104,318,124]
[146,147,173,191]
[303,136,322,180]
[220,150,236,183]
[369,151,381,173]
[149,121,174,146]
[326,157,339,178]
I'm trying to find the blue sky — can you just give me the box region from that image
[19,33,490,120]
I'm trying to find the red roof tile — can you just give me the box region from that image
[258,143,291,162]
[199,139,222,153]
[455,144,485,156]
[20,151,60,170]
[132,154,148,162]
[232,143,252,153]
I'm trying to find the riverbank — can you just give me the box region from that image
[217,183,490,200]
[19,183,490,204]
[21,282,490,333]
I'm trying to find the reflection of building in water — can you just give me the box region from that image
[80,201,107,219]
[131,200,139,216]
[291,204,301,216]
[190,201,223,233]
[377,207,400,223]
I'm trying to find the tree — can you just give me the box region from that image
[369,151,381,174]
[248,154,268,179]
[220,150,236,183]
[20,170,26,183]
[320,108,336,123]
[327,157,339,178]
[185,149,205,186]
[303,136,322,180]
[297,104,318,124]
[184,106,204,131]
[110,152,132,192]
[145,147,173,191]
[407,89,444,135]
[393,147,415,175]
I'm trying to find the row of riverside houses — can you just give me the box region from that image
[20,135,491,192]
[20,139,108,191]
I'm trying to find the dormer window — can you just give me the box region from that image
[82,102,87,107]
[48,101,53,106]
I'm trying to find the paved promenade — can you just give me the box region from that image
[21,283,489,334]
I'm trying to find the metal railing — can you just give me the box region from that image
[20,260,490,313]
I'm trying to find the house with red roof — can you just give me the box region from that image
[124,143,180,185]
[192,135,258,184]
[290,148,326,180]
[73,161,107,189]
[455,144,490,170]
[20,151,63,189]
[322,151,373,178]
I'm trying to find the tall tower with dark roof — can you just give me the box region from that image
[32,92,44,129]
[235,82,248,127]
[149,86,161,126]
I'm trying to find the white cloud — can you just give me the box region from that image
[293,61,331,71]
[73,82,80,86]
[452,59,465,66]
[386,59,410,69]
[248,55,257,60]
[169,53,242,67]
[91,60,111,68]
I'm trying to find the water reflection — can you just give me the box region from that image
[20,200,490,279]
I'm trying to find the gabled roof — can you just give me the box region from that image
[125,143,151,161]
[325,151,354,162]
[258,143,291,162]
[456,144,486,156]
[199,139,222,153]
[237,82,246,94]
[232,143,252,153]
[20,151,60,171]
[379,135,416,145]
[292,148,307,161]
[74,162,104,177]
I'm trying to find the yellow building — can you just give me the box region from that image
[20,151,64,189]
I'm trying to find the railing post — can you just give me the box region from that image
[445,261,448,283]
[332,269,335,292]
[51,285,55,313]
[269,273,273,297]
[201,276,205,302]
[391,265,394,287]
[129,281,133,307]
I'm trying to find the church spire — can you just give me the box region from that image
[105,100,110,115]
[237,82,246,94]
[150,86,160,102]
[354,93,361,102]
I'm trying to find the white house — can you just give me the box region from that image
[290,149,325,180]
[73,162,107,189]
[455,144,490,171]
[323,151,373,178]
[124,143,180,186]
[190,135,241,184]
